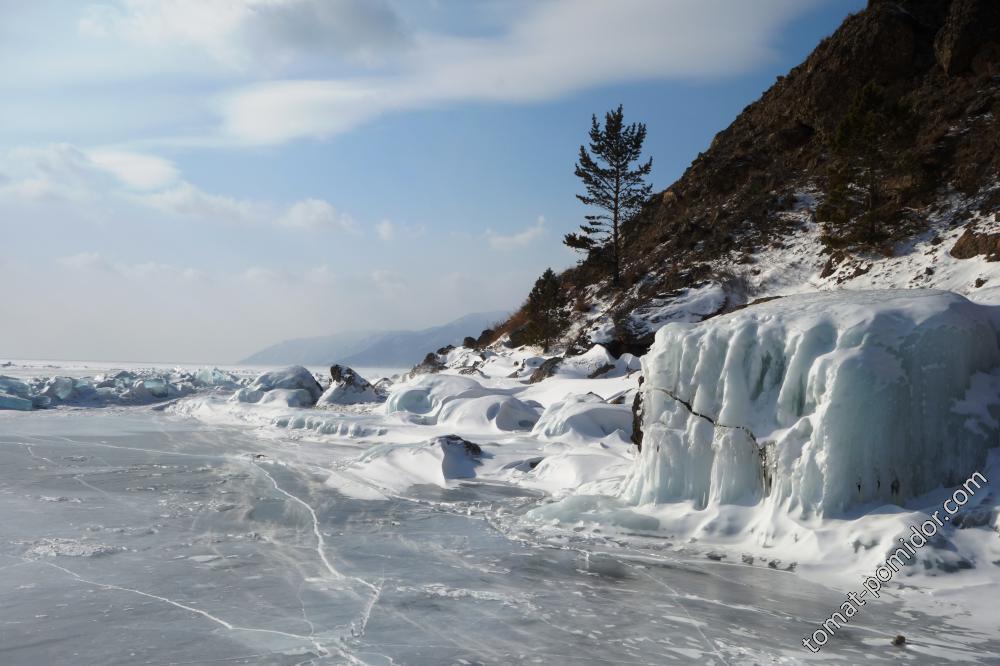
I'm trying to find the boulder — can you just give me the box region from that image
[317,365,382,405]
[529,357,562,384]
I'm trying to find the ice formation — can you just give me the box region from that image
[233,366,323,407]
[622,290,1000,516]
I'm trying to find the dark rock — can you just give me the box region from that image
[462,336,478,349]
[587,363,616,379]
[435,434,483,457]
[951,225,1000,260]
[935,0,1000,76]
[892,634,906,647]
[406,352,447,379]
[631,376,644,451]
[951,505,996,528]
[529,357,562,384]
[475,328,495,347]
[372,377,394,398]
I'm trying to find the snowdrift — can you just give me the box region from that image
[622,290,1000,517]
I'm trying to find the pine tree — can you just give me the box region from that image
[565,105,653,287]
[525,268,567,352]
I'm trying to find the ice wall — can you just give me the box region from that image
[621,290,1000,517]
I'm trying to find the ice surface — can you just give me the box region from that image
[2,409,993,664]
[623,290,1000,516]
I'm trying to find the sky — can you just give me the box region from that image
[0,0,865,363]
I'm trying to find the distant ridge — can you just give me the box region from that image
[240,311,508,367]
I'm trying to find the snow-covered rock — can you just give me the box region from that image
[623,289,1000,517]
[532,393,633,442]
[384,374,488,416]
[437,394,540,432]
[317,365,381,406]
[344,435,486,491]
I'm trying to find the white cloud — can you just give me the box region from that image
[80,0,409,71]
[239,266,283,283]
[375,219,424,241]
[57,252,112,271]
[487,216,546,251]
[0,143,177,202]
[216,0,815,144]
[87,149,180,189]
[140,181,260,222]
[306,264,336,285]
[375,219,395,241]
[372,268,404,293]
[0,143,361,236]
[278,198,358,232]
[56,252,202,281]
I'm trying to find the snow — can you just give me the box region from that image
[624,289,1000,517]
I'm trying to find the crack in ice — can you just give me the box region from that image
[34,560,348,660]
[649,387,760,444]
[251,461,380,594]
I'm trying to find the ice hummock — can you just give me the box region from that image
[622,289,1000,517]
[231,365,324,407]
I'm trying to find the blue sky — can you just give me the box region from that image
[0,0,864,363]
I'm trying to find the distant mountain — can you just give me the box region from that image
[240,311,508,368]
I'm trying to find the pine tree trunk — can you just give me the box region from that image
[612,176,621,287]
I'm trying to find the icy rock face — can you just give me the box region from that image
[317,365,382,406]
[241,366,323,406]
[622,290,1000,517]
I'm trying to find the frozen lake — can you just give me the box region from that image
[0,408,996,664]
